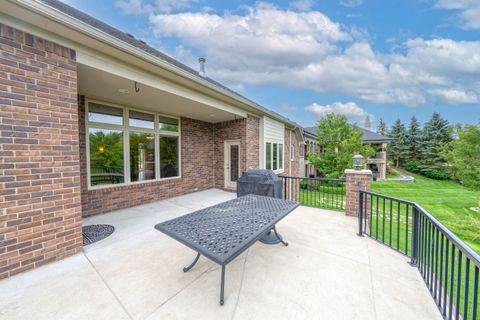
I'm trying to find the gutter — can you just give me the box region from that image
[12,0,299,128]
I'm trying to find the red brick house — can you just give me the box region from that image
[0,0,304,278]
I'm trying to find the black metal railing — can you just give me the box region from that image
[359,190,480,320]
[281,176,345,211]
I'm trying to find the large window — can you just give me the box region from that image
[265,142,284,172]
[86,100,181,188]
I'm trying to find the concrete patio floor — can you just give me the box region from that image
[0,189,442,320]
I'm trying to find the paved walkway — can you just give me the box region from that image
[0,189,442,320]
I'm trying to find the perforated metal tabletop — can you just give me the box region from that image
[155,194,299,265]
[154,194,299,305]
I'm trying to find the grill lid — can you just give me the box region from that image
[236,169,281,184]
[237,169,283,199]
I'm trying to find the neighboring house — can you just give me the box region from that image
[0,0,303,276]
[301,127,391,179]
[299,127,322,178]
[359,128,391,180]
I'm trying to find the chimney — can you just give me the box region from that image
[198,57,206,77]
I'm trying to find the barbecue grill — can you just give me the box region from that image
[237,169,285,244]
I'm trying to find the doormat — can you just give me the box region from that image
[82,224,115,246]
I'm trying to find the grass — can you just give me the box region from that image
[386,170,402,179]
[372,169,480,254]
[298,180,346,211]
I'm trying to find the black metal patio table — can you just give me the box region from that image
[154,194,299,305]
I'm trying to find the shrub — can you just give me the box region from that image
[300,179,308,189]
[423,168,449,180]
[404,161,421,173]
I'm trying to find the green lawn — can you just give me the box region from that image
[386,170,402,179]
[372,169,480,254]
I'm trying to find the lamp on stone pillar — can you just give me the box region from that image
[353,154,364,170]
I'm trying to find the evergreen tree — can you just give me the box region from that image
[418,113,452,179]
[388,119,409,167]
[405,116,421,160]
[377,118,387,135]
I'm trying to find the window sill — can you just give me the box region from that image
[88,175,182,191]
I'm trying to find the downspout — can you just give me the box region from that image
[289,129,292,175]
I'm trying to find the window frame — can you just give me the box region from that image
[265,141,284,174]
[85,99,181,190]
[290,144,295,161]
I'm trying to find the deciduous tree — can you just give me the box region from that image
[441,124,480,189]
[308,113,375,178]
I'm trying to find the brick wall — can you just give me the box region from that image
[345,169,372,217]
[245,115,260,170]
[213,118,247,190]
[0,24,82,279]
[79,97,216,216]
[290,129,300,176]
[79,109,262,215]
[282,128,300,177]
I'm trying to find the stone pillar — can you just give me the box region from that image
[345,169,372,217]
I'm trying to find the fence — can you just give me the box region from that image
[281,176,345,211]
[358,190,480,320]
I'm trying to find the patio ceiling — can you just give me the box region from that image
[78,64,245,123]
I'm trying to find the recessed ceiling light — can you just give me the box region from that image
[118,88,130,94]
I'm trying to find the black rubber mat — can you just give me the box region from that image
[82,224,115,246]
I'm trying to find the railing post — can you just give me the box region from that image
[411,206,419,266]
[358,191,364,236]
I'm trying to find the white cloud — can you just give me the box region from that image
[138,3,480,107]
[340,0,364,8]
[305,102,373,124]
[116,0,152,14]
[435,0,480,30]
[289,0,315,11]
[116,0,198,14]
[430,89,479,104]
[280,104,298,112]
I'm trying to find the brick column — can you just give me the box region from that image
[345,169,372,217]
[0,24,82,279]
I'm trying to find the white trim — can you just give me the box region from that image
[224,140,241,189]
[85,98,182,190]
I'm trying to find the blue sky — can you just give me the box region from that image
[64,0,479,129]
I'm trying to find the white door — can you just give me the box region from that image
[224,141,241,189]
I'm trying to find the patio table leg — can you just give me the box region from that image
[220,265,225,305]
[183,252,200,272]
[273,226,288,246]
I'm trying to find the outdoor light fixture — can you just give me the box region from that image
[353,154,364,170]
[98,145,105,153]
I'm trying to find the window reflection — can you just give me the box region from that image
[130,132,155,182]
[159,136,179,178]
[89,128,124,185]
